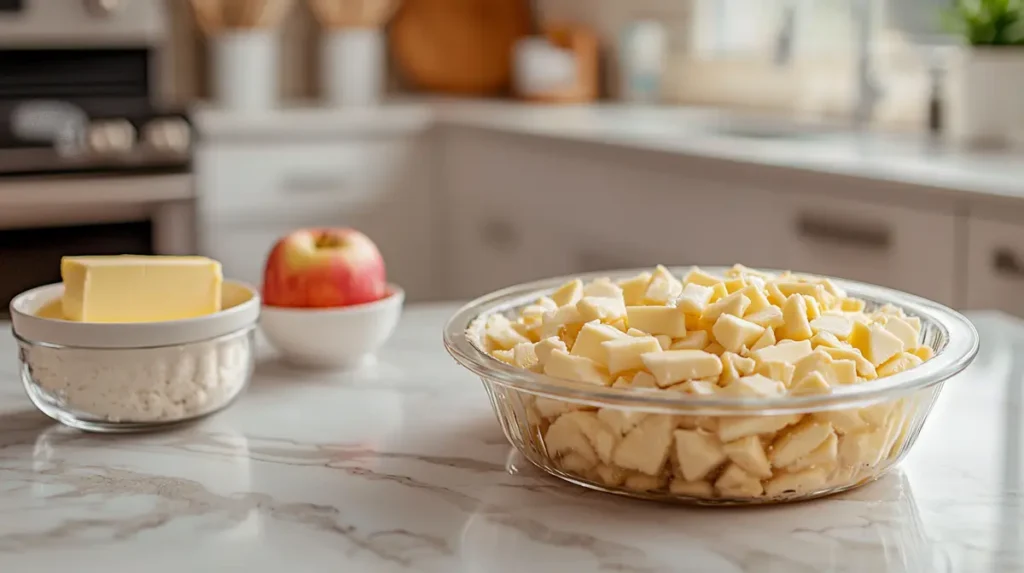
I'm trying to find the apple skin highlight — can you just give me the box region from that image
[262,229,387,308]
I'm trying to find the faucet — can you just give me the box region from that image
[851,0,883,129]
[774,0,883,129]
[773,1,798,67]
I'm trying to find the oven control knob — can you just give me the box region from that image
[84,0,123,17]
[143,118,191,155]
[87,120,136,155]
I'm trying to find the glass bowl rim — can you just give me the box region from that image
[14,324,257,351]
[443,266,980,415]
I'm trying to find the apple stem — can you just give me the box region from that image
[316,235,344,249]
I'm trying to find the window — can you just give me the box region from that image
[690,0,870,62]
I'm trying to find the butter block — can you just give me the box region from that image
[61,255,222,323]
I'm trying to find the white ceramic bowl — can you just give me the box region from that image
[9,280,261,433]
[259,284,404,369]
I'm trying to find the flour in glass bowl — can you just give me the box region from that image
[19,328,254,423]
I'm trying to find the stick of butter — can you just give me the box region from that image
[61,255,223,323]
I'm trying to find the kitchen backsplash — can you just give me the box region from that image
[165,0,926,128]
[165,0,693,104]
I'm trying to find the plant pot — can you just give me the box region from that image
[321,29,385,107]
[946,47,1024,147]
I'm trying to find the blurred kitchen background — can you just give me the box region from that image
[2,0,1024,318]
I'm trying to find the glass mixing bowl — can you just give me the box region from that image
[443,267,979,505]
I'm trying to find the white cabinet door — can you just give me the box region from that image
[445,178,577,299]
[443,130,793,297]
[198,140,418,216]
[965,216,1024,316]
[196,138,437,301]
[778,192,959,306]
[203,220,294,289]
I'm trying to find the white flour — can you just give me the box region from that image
[21,329,253,423]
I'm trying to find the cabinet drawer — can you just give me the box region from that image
[203,222,288,289]
[447,132,792,273]
[197,137,437,301]
[780,193,957,306]
[196,140,419,217]
[966,217,1024,316]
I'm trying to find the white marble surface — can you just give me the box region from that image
[1,305,1022,572]
[193,99,1024,201]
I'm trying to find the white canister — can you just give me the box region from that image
[512,36,578,97]
[619,21,667,104]
[321,29,385,107]
[212,31,278,111]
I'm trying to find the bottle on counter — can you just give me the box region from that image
[618,20,667,104]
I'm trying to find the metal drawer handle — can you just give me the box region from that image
[993,248,1024,277]
[796,215,891,251]
[282,173,349,194]
[480,218,520,252]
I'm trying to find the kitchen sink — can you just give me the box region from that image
[709,125,836,140]
[611,108,846,144]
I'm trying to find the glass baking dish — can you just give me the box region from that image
[443,267,979,505]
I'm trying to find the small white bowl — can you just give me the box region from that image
[259,284,404,369]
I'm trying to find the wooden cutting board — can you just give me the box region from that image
[389,0,532,95]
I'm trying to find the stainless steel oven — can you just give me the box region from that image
[0,0,194,318]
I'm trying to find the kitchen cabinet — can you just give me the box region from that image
[195,112,1011,312]
[779,192,959,306]
[195,135,438,301]
[444,130,793,296]
[444,134,582,298]
[965,216,1024,316]
[444,129,958,304]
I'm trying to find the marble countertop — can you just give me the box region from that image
[1,304,1023,572]
[193,99,1024,202]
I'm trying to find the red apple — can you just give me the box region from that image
[262,228,387,308]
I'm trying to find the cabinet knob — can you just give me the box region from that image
[993,248,1024,278]
[480,218,519,252]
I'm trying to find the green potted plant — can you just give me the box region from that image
[944,0,1024,146]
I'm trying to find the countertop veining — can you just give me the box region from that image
[1,305,1023,572]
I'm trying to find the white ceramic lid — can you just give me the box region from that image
[9,280,261,349]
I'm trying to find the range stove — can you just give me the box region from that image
[0,47,191,177]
